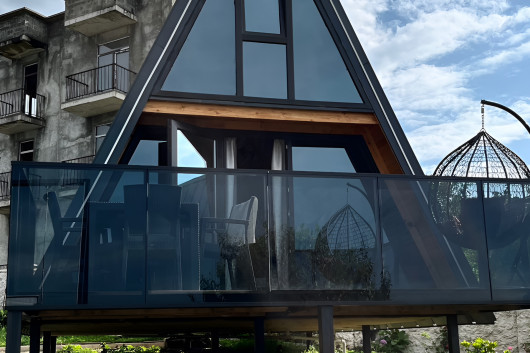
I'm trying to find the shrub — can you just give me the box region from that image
[57,345,99,353]
[461,338,512,353]
[101,344,160,353]
[372,329,410,353]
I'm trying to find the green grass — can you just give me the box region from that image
[0,327,160,348]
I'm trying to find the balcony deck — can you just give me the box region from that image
[6,162,530,332]
[61,64,135,117]
[0,89,45,134]
[64,0,137,37]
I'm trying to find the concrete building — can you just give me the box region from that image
[0,0,175,303]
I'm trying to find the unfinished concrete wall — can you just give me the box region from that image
[65,0,139,22]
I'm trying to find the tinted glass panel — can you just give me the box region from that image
[162,0,236,95]
[379,178,490,302]
[485,182,530,301]
[129,140,166,166]
[292,0,362,103]
[244,0,281,34]
[243,42,287,99]
[270,175,380,293]
[292,147,355,173]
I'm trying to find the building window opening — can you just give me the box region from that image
[24,64,38,116]
[95,124,111,153]
[19,140,34,161]
[98,38,130,92]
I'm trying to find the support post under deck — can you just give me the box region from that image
[447,315,460,353]
[6,311,22,353]
[318,306,334,353]
[362,325,372,353]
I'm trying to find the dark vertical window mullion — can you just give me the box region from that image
[235,0,244,96]
[285,0,295,101]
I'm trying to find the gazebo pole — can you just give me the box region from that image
[481,99,530,136]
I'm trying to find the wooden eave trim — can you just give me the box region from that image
[143,100,378,125]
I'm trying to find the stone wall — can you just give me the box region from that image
[336,310,530,353]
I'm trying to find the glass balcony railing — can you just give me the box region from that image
[7,162,530,309]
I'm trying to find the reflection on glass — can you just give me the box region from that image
[243,42,287,99]
[292,0,362,103]
[271,175,380,293]
[292,147,355,173]
[129,140,166,166]
[380,178,490,301]
[244,0,281,33]
[484,182,530,301]
[161,0,236,95]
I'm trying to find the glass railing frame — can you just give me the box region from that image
[6,161,530,309]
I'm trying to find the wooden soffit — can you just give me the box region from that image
[143,100,378,126]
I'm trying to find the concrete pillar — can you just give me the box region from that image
[6,311,22,353]
[362,325,372,353]
[318,306,334,353]
[447,315,460,353]
[29,318,41,353]
[254,317,265,353]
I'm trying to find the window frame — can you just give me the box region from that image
[19,139,35,162]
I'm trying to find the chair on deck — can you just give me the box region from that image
[124,184,182,291]
[201,196,258,290]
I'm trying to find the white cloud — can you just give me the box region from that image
[341,0,530,171]
[476,41,530,72]
[383,65,471,113]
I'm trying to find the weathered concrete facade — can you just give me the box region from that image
[0,0,174,306]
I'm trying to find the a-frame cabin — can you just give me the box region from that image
[6,1,530,353]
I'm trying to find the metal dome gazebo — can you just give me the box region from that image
[434,100,530,179]
[431,100,530,286]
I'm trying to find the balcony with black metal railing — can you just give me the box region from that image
[61,64,136,117]
[6,162,530,312]
[0,89,45,134]
[0,171,11,214]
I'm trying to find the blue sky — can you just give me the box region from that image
[2,0,529,174]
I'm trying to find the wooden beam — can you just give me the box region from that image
[144,101,378,125]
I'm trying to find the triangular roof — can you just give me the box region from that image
[94,0,422,175]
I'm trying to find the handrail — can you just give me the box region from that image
[62,155,95,164]
[0,171,11,201]
[0,89,45,120]
[65,64,137,101]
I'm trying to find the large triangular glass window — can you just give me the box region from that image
[159,0,363,105]
[161,0,236,95]
[292,0,362,103]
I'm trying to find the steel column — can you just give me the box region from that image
[318,306,334,353]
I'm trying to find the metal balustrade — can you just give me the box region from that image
[65,64,136,101]
[6,162,530,309]
[0,89,45,119]
[0,172,10,201]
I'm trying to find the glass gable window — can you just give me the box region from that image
[243,42,287,99]
[159,0,364,106]
[244,0,281,34]
[162,0,236,95]
[292,0,362,103]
